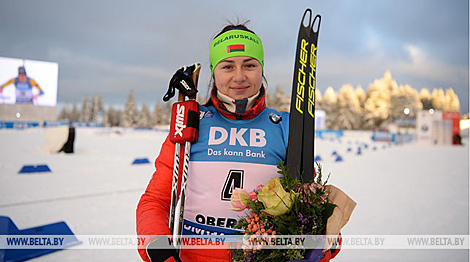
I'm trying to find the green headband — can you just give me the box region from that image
[209,29,264,73]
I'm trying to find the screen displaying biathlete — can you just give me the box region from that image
[0,66,44,104]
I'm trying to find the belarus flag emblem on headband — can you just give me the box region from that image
[227,44,245,53]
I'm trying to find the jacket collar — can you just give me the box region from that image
[210,86,266,120]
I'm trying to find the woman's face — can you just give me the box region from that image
[18,74,27,82]
[213,56,262,100]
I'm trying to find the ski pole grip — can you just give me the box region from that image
[169,100,200,144]
[164,63,201,102]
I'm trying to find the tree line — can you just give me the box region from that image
[58,91,172,127]
[266,71,461,130]
[59,71,462,129]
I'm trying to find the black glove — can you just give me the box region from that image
[163,63,201,102]
[146,237,182,262]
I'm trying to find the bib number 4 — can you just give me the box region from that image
[221,170,244,201]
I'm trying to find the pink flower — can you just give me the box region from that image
[249,190,257,200]
[299,182,328,204]
[230,188,250,211]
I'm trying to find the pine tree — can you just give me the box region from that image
[315,88,323,110]
[79,97,91,122]
[322,86,338,129]
[389,84,422,119]
[102,107,110,127]
[106,106,122,127]
[444,88,460,112]
[363,71,398,129]
[354,85,367,129]
[138,103,151,127]
[151,101,163,126]
[420,88,433,110]
[267,85,290,112]
[123,90,138,127]
[91,95,104,122]
[332,84,363,129]
[162,102,172,125]
[116,109,124,126]
[355,85,367,107]
[58,106,69,120]
[70,102,79,122]
[431,88,446,110]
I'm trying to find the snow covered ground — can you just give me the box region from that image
[0,127,468,261]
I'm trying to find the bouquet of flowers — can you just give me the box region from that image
[230,161,337,262]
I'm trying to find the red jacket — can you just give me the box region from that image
[136,136,232,261]
[136,91,341,261]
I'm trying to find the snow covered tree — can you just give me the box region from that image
[322,86,338,129]
[420,88,433,110]
[162,102,172,125]
[355,85,367,107]
[444,88,460,112]
[323,86,338,104]
[150,102,162,126]
[151,101,170,126]
[102,107,110,127]
[138,103,151,127]
[267,85,290,112]
[389,84,422,119]
[70,102,79,122]
[58,106,69,120]
[91,95,104,122]
[122,90,138,127]
[315,88,323,110]
[106,106,122,127]
[363,71,398,129]
[79,96,91,122]
[431,88,446,110]
[331,84,363,129]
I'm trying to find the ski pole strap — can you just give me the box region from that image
[164,64,200,102]
[169,100,200,144]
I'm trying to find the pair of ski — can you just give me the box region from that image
[286,9,322,182]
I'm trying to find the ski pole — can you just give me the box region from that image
[163,63,201,249]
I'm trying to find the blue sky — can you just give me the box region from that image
[0,0,468,112]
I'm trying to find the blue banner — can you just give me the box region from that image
[0,121,39,129]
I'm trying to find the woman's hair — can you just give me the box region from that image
[214,23,255,38]
[204,22,267,106]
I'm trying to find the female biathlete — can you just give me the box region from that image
[0,66,44,104]
[137,24,341,262]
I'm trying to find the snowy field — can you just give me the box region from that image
[0,127,468,262]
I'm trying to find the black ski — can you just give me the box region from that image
[286,9,321,182]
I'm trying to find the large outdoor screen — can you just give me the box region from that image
[0,57,58,107]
